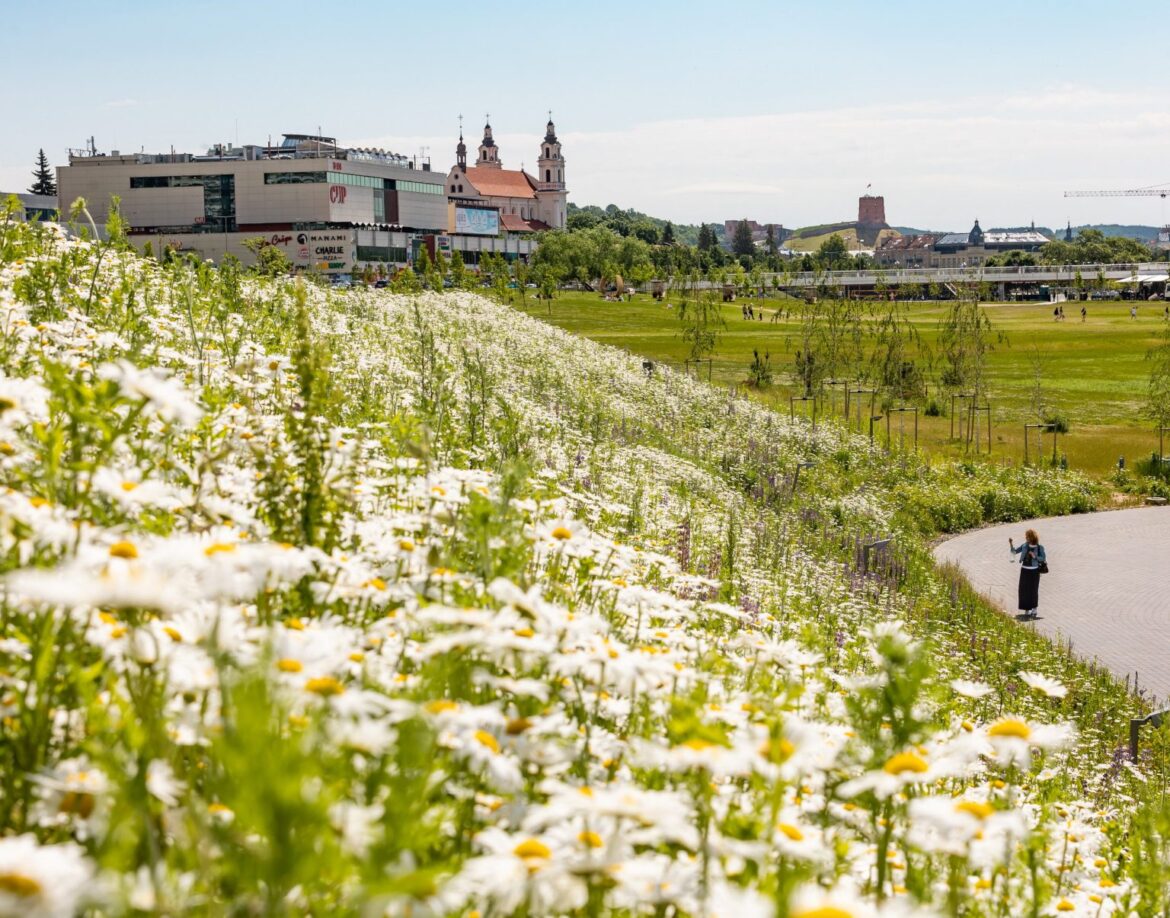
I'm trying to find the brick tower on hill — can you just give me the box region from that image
[858,194,886,227]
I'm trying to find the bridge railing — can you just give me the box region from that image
[637,263,1165,291]
[763,262,1163,287]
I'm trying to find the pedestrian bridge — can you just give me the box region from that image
[766,262,1167,290]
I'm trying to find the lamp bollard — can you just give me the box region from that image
[1130,707,1170,761]
[791,460,815,496]
[862,538,892,575]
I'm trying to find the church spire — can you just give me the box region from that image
[455,114,467,170]
[477,113,500,168]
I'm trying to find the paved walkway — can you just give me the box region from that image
[933,506,1170,703]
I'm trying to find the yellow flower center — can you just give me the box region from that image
[1056,899,1075,911]
[679,738,714,751]
[120,481,139,492]
[163,627,183,643]
[0,873,42,898]
[474,730,500,754]
[58,791,96,818]
[974,878,992,890]
[883,752,929,775]
[578,831,604,849]
[759,737,795,763]
[208,802,232,814]
[955,801,994,820]
[513,839,552,860]
[305,676,344,696]
[988,719,1032,740]
[398,539,415,552]
[777,822,805,841]
[276,658,303,673]
[424,699,458,714]
[551,526,573,540]
[792,908,854,918]
[109,540,139,559]
[363,578,387,591]
[204,542,236,556]
[506,717,532,735]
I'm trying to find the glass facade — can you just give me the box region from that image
[262,171,443,194]
[130,174,236,232]
[392,179,443,195]
[356,244,408,263]
[264,171,327,184]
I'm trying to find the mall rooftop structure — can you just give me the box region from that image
[56,132,540,275]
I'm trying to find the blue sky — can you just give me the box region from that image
[3,0,1169,230]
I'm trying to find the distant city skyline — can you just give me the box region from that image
[4,0,1170,231]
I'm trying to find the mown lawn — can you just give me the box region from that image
[516,290,1169,476]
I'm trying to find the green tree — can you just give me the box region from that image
[450,249,467,289]
[815,234,850,270]
[937,295,1003,446]
[631,220,659,244]
[732,220,755,257]
[242,237,292,277]
[662,221,675,245]
[677,289,725,366]
[869,299,927,401]
[415,245,432,287]
[28,148,56,197]
[697,224,716,253]
[765,224,777,256]
[1144,319,1170,451]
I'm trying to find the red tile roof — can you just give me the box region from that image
[499,214,551,233]
[464,167,537,199]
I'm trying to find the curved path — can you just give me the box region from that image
[933,506,1170,703]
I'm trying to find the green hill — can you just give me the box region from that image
[0,215,1164,915]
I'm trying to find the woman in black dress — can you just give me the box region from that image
[1009,528,1046,619]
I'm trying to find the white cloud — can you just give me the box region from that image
[346,88,1170,229]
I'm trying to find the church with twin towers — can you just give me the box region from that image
[446,115,567,232]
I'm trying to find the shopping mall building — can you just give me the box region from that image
[57,133,537,275]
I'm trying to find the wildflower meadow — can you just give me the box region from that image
[1,210,1168,917]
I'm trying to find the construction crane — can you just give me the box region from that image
[1064,183,1170,198]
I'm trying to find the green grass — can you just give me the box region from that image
[515,291,1170,476]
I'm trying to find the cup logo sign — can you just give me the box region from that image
[329,185,347,204]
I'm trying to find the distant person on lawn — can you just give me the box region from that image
[1010,529,1046,619]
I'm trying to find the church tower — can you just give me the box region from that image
[535,114,567,229]
[455,122,467,172]
[477,118,501,169]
